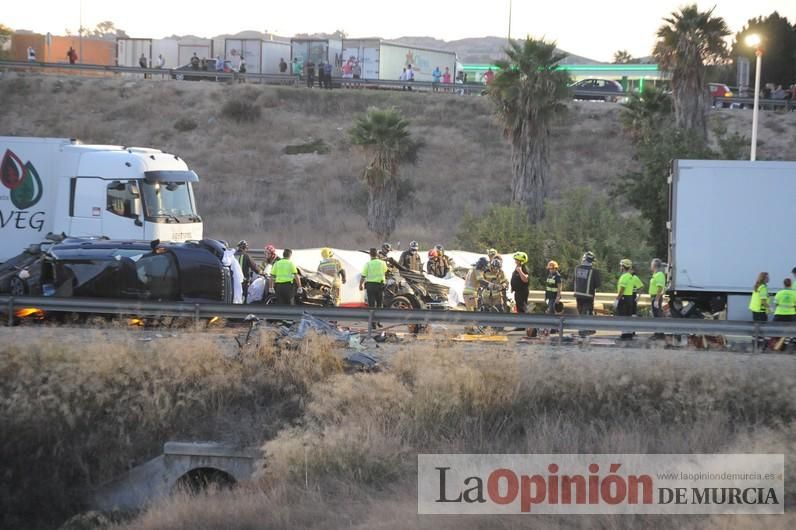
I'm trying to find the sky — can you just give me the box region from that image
[3,0,794,62]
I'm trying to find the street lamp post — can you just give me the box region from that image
[745,34,762,161]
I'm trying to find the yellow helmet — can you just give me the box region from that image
[547,260,559,270]
[321,247,333,258]
[513,251,528,264]
[620,258,632,269]
[487,248,498,258]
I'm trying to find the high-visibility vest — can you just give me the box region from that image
[272,259,297,284]
[774,289,796,315]
[749,284,769,312]
[648,271,666,296]
[362,259,387,283]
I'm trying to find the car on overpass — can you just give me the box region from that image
[571,78,625,102]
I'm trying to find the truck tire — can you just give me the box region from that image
[9,277,28,296]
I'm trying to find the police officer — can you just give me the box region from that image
[399,240,422,272]
[270,249,302,305]
[573,251,601,316]
[616,258,643,339]
[360,247,388,310]
[318,247,346,306]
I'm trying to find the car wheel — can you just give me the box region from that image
[390,296,415,310]
[9,276,28,296]
[175,73,184,81]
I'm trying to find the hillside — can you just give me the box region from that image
[391,35,602,63]
[1,73,795,250]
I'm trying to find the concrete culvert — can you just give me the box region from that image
[173,467,237,495]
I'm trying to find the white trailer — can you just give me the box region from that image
[667,159,796,320]
[261,40,291,75]
[151,39,179,69]
[177,38,214,67]
[290,38,343,74]
[0,137,203,263]
[117,38,152,67]
[342,39,457,82]
[224,39,261,73]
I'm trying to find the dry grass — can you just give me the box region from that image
[0,327,344,529]
[125,342,796,530]
[3,74,794,248]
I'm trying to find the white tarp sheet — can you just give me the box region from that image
[255,248,517,308]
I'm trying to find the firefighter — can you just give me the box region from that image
[487,248,503,268]
[426,249,448,278]
[318,247,346,306]
[463,257,489,311]
[573,251,601,315]
[573,251,601,337]
[482,258,508,309]
[435,243,455,272]
[399,240,422,272]
[544,260,562,315]
[378,242,400,270]
[235,240,263,300]
[262,243,280,297]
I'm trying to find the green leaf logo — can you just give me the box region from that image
[10,162,43,209]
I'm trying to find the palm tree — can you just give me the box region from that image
[613,49,634,64]
[489,37,570,222]
[653,4,729,141]
[621,86,673,145]
[350,107,418,239]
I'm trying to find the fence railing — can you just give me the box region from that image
[3,296,794,352]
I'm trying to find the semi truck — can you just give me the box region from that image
[667,159,795,321]
[0,137,203,263]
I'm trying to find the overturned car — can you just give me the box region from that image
[1,238,235,303]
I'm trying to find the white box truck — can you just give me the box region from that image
[0,137,203,263]
[667,159,796,320]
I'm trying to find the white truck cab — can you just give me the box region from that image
[0,137,203,263]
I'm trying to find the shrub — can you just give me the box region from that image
[456,189,651,290]
[173,117,198,132]
[222,100,261,123]
[284,139,330,155]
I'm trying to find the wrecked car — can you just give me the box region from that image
[384,266,450,310]
[1,238,235,303]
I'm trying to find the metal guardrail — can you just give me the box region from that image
[713,96,794,110]
[0,60,487,95]
[3,296,794,349]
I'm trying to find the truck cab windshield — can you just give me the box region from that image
[140,181,197,222]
